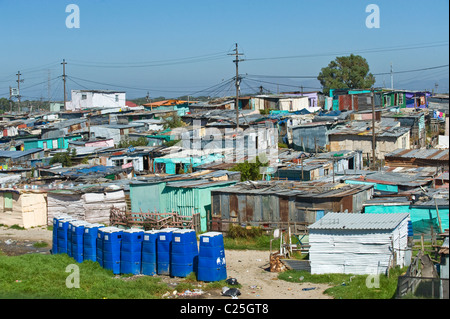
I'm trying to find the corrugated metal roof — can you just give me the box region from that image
[385,148,449,161]
[0,148,43,159]
[308,212,410,230]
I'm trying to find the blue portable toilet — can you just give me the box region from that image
[101,227,123,274]
[71,221,90,263]
[52,214,70,254]
[83,223,104,262]
[171,229,198,278]
[197,232,227,282]
[96,227,105,267]
[141,230,159,276]
[156,228,179,275]
[56,217,76,254]
[120,229,144,275]
[97,226,120,268]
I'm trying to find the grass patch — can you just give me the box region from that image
[0,254,169,299]
[33,241,48,248]
[8,225,25,230]
[278,267,406,299]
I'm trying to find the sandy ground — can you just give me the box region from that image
[0,226,333,299]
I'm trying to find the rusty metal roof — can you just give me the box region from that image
[385,148,449,161]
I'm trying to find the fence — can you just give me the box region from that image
[396,275,448,299]
[110,207,201,232]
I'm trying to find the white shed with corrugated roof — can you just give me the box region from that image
[308,212,411,275]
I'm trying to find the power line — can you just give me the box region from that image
[69,52,230,69]
[244,41,449,62]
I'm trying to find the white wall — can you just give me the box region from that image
[107,155,144,171]
[67,90,126,110]
[309,219,410,275]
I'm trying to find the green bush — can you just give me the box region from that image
[227,225,264,239]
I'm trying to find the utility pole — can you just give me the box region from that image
[62,59,67,110]
[48,69,51,111]
[9,86,12,113]
[229,43,244,133]
[16,71,23,113]
[371,88,376,170]
[390,62,394,90]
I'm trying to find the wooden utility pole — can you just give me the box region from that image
[9,86,12,113]
[371,88,376,170]
[62,59,67,110]
[229,43,244,133]
[16,71,23,113]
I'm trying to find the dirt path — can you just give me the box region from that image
[0,226,333,299]
[224,250,332,299]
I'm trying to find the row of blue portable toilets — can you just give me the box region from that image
[52,215,227,282]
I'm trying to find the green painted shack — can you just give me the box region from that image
[363,197,449,236]
[130,178,237,232]
[23,135,83,151]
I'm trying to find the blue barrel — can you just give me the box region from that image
[56,217,76,254]
[141,230,159,276]
[52,214,70,254]
[83,223,104,262]
[120,229,144,275]
[171,229,198,278]
[102,227,123,274]
[71,221,90,263]
[156,228,178,275]
[197,232,227,282]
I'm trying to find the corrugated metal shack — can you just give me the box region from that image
[384,148,449,169]
[210,181,373,232]
[308,212,411,275]
[130,172,237,232]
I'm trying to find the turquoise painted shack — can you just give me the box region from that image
[363,197,449,236]
[23,135,83,151]
[129,179,237,232]
[343,171,432,195]
[153,151,225,175]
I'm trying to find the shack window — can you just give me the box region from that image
[82,94,87,100]
[113,159,124,167]
[115,95,119,102]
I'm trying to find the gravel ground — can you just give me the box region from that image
[0,226,333,299]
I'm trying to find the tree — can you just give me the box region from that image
[50,149,73,167]
[230,156,268,181]
[162,113,185,129]
[317,54,375,95]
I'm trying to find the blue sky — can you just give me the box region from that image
[0,0,448,100]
